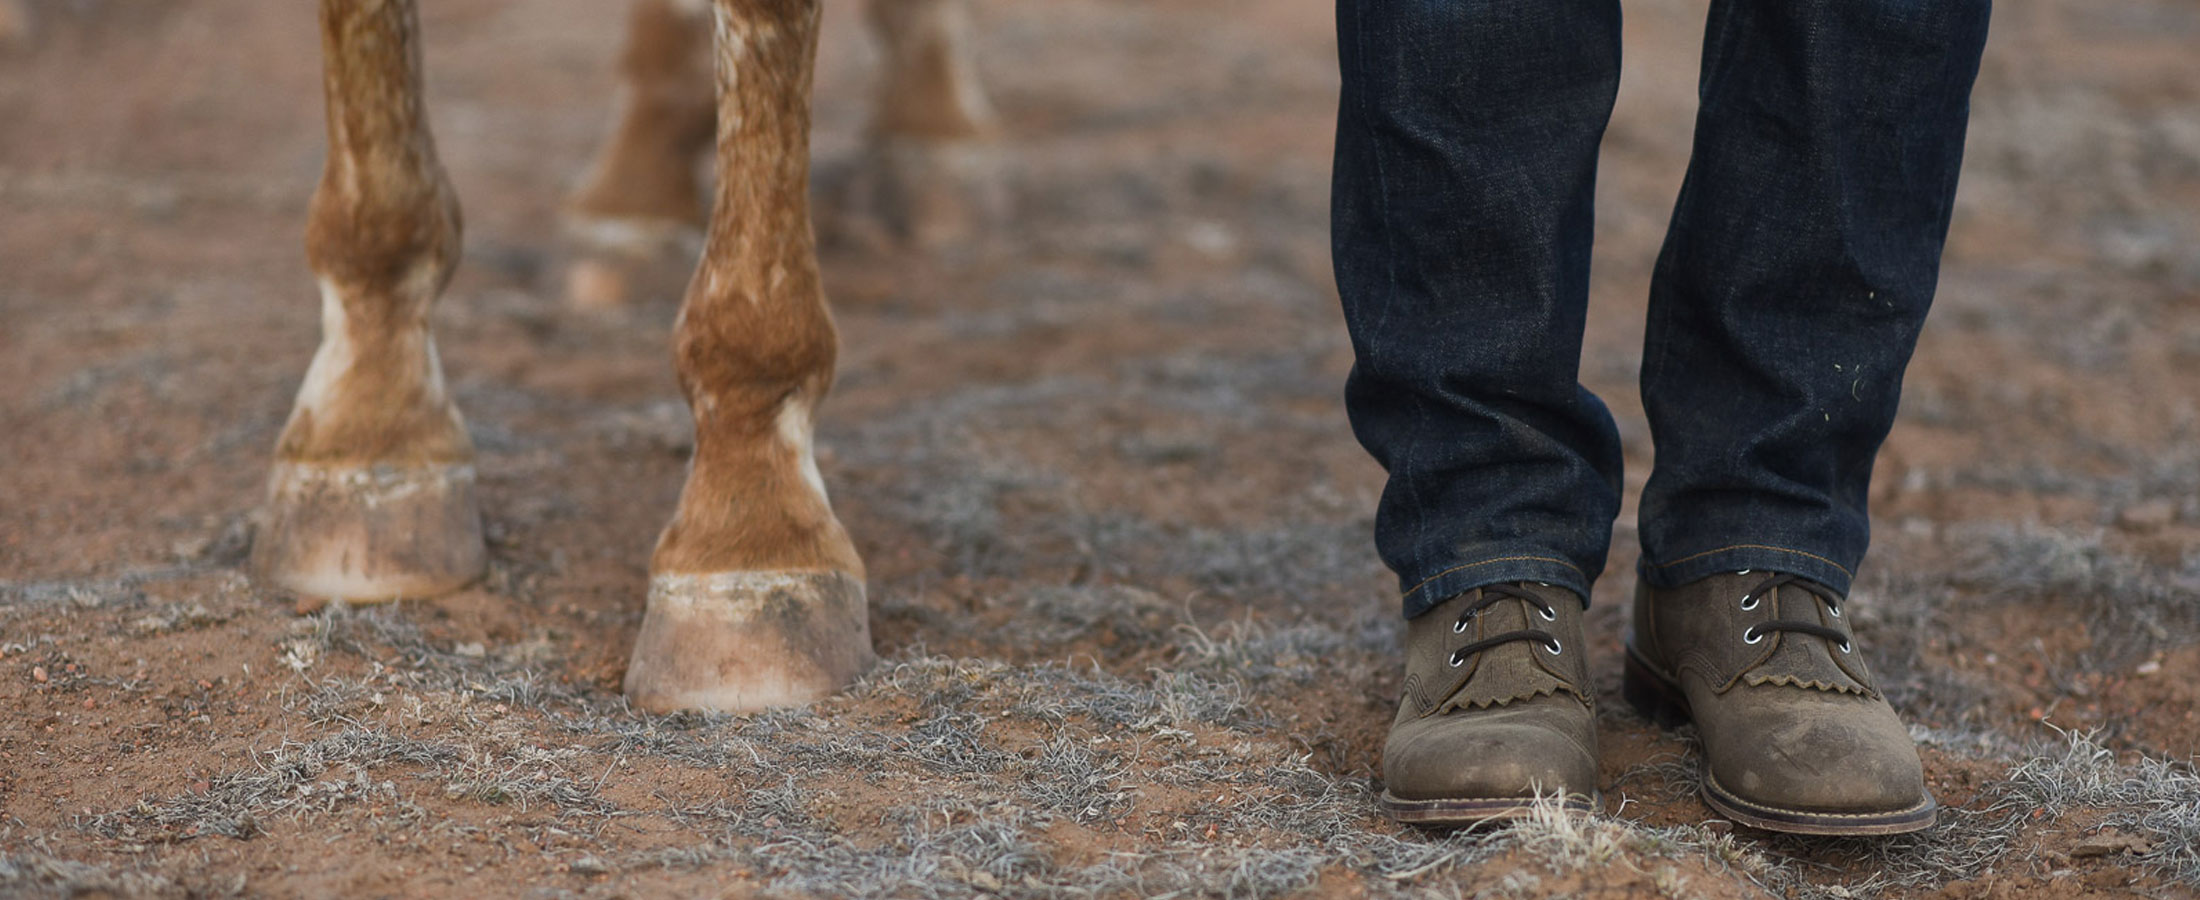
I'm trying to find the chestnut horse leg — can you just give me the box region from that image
[621,0,875,713]
[0,0,31,48]
[254,0,484,601]
[564,0,716,309]
[848,0,1004,246]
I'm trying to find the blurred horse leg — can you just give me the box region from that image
[846,0,1004,246]
[564,0,716,309]
[621,0,876,713]
[0,0,34,48]
[254,0,485,601]
[867,0,992,140]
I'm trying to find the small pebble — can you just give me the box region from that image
[32,666,48,683]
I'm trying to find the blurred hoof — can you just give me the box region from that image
[562,216,702,311]
[567,257,633,311]
[623,570,876,714]
[564,214,702,259]
[843,137,1008,249]
[252,461,486,603]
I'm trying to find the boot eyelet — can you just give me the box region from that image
[1838,638,1853,653]
[1742,626,1765,645]
[1537,604,1557,622]
[1739,593,1761,611]
[1827,602,1843,618]
[1452,617,1470,634]
[1448,650,1467,668]
[1736,568,1752,575]
[1542,638,1562,655]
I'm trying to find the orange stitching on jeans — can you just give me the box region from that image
[1648,544,1852,578]
[1399,555,1585,604]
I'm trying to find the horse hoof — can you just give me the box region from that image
[562,217,703,310]
[843,138,1009,249]
[623,570,876,713]
[252,461,486,602]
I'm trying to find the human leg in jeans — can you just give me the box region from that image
[1334,0,1993,830]
[1625,0,1991,834]
[1332,0,1622,824]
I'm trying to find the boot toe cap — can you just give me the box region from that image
[1383,714,1597,802]
[1706,700,1929,815]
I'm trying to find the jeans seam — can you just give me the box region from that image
[1344,0,1429,561]
[1645,543,1853,578]
[1399,555,1587,605]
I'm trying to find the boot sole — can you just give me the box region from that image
[1622,646,1938,836]
[1378,791,1597,828]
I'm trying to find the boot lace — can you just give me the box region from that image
[1447,583,1563,668]
[1736,572,1851,653]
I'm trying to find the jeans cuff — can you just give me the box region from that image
[1636,543,1856,596]
[1398,554,1593,620]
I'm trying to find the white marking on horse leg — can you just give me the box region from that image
[777,393,830,506]
[292,279,358,422]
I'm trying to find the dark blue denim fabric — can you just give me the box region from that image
[1333,0,1991,619]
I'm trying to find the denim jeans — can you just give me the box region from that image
[1332,0,1991,619]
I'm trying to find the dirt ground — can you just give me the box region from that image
[4,0,2199,897]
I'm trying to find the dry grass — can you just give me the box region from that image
[2002,729,2200,883]
[18,590,2194,899]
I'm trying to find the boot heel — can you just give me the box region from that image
[1623,649,1690,729]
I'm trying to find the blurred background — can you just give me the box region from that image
[2,1,2196,897]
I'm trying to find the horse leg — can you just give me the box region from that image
[564,0,716,309]
[0,0,34,47]
[846,0,1004,247]
[253,0,484,602]
[622,0,875,713]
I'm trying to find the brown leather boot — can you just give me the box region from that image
[1626,571,1935,835]
[1379,583,1598,825]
